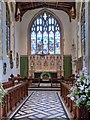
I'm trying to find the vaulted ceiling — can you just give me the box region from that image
[15,2,76,22]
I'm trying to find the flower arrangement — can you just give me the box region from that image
[0,82,7,107]
[68,67,90,111]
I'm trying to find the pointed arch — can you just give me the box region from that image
[27,9,64,55]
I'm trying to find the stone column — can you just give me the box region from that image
[88,2,90,77]
[85,1,90,78]
[0,1,3,82]
[0,1,2,59]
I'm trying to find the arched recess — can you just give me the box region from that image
[27,9,64,78]
[27,9,64,55]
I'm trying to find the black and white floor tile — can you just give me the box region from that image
[11,91,69,120]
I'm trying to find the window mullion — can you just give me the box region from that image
[36,21,37,54]
[42,16,43,54]
[54,19,55,54]
[47,15,49,54]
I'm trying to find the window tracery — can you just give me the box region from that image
[30,11,61,55]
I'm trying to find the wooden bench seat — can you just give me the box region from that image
[0,81,28,119]
[3,81,14,89]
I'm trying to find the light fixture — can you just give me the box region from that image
[70,6,75,18]
[17,8,21,21]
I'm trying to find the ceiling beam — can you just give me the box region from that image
[15,2,76,22]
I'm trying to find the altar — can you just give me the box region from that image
[34,72,57,86]
[41,78,51,82]
[39,78,52,87]
[34,72,57,79]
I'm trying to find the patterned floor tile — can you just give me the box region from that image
[11,91,69,119]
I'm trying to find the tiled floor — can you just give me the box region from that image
[11,91,69,120]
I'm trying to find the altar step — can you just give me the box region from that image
[28,83,61,91]
[28,87,60,91]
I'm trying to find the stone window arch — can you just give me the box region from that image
[29,9,64,55]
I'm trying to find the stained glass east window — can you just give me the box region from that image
[30,12,61,55]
